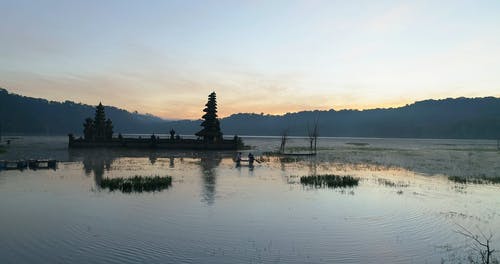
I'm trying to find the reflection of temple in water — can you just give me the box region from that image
[82,154,114,186]
[199,153,222,205]
[149,153,158,165]
[69,150,116,186]
[70,148,230,199]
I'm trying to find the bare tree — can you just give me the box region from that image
[455,223,497,264]
[307,118,319,155]
[279,129,288,154]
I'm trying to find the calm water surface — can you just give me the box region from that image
[0,136,499,263]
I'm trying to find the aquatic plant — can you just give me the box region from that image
[300,174,359,188]
[377,178,410,188]
[100,175,172,193]
[280,156,298,163]
[448,176,500,185]
[346,142,369,146]
[262,151,285,158]
[448,176,468,184]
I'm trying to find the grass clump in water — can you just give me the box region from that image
[100,175,172,193]
[346,142,369,146]
[300,174,359,188]
[377,178,410,188]
[448,175,500,185]
[280,157,298,163]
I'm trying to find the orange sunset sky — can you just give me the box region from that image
[1,1,499,119]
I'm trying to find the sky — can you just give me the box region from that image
[1,0,500,119]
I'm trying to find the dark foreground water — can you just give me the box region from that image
[0,136,499,263]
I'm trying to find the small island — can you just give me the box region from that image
[68,92,243,150]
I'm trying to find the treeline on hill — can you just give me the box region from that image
[1,88,500,139]
[0,88,198,135]
[221,97,500,139]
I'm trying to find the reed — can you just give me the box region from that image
[377,178,409,188]
[280,157,298,163]
[100,175,172,193]
[300,174,359,188]
[346,142,369,146]
[448,175,500,184]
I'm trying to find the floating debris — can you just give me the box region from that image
[0,160,27,170]
[0,159,57,171]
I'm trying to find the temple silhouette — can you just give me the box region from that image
[68,92,243,150]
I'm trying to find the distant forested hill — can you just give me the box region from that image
[0,88,198,135]
[221,97,500,139]
[1,88,500,139]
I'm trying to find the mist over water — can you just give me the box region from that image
[0,136,499,263]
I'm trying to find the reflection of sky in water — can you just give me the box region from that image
[0,137,499,263]
[2,136,500,178]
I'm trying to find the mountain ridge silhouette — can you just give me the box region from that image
[1,88,499,139]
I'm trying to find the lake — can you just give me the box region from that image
[0,136,499,263]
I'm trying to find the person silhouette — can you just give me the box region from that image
[248,153,255,166]
[235,152,242,167]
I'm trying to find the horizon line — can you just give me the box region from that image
[2,87,499,121]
